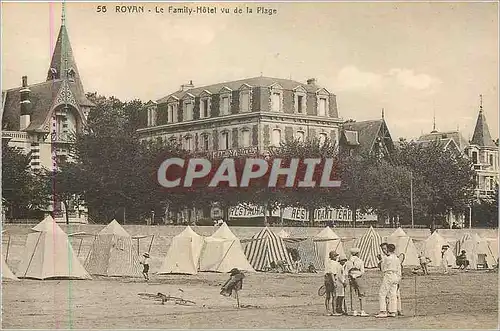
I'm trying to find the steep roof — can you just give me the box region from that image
[414,137,461,153]
[418,131,469,151]
[46,24,93,107]
[470,110,496,147]
[342,119,393,155]
[157,76,330,103]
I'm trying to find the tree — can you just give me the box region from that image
[394,140,475,227]
[1,145,49,218]
[50,162,86,224]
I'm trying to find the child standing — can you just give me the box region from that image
[418,252,431,275]
[140,252,150,281]
[345,247,369,317]
[441,245,451,274]
[324,251,340,316]
[336,257,348,315]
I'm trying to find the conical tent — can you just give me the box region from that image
[314,227,345,270]
[422,231,455,267]
[199,223,254,273]
[2,260,19,281]
[158,226,204,275]
[277,229,290,238]
[388,227,420,266]
[354,226,383,268]
[244,227,294,271]
[84,220,142,277]
[455,233,496,269]
[16,216,91,280]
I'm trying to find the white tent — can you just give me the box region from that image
[455,233,496,269]
[277,229,290,238]
[314,227,345,269]
[199,223,254,273]
[16,216,91,280]
[422,231,455,267]
[2,259,19,281]
[387,227,420,266]
[158,226,204,275]
[84,220,142,277]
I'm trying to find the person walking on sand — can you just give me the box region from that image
[345,247,369,317]
[324,251,341,316]
[441,245,451,274]
[336,256,348,315]
[140,252,150,281]
[375,244,401,318]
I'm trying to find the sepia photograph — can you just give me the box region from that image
[1,1,498,329]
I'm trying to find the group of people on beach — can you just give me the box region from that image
[323,243,404,318]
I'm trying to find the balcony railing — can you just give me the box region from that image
[2,130,28,140]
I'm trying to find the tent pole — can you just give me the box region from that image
[77,238,83,256]
[5,236,11,261]
[23,232,42,278]
[148,235,155,253]
[216,240,236,271]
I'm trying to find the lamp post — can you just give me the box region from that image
[410,171,414,228]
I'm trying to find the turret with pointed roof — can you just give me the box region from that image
[470,95,496,148]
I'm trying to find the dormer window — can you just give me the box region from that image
[294,87,307,114]
[240,91,251,112]
[200,97,211,119]
[167,103,177,123]
[316,89,329,117]
[269,84,283,112]
[67,68,76,82]
[219,87,232,116]
[49,68,58,79]
[183,98,194,121]
[147,107,157,127]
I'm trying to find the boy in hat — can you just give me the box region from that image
[336,256,348,315]
[376,244,401,318]
[345,247,368,317]
[324,251,341,316]
[441,245,451,274]
[140,252,150,281]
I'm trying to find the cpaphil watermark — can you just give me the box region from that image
[157,157,341,190]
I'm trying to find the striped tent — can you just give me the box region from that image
[2,259,19,281]
[314,227,345,270]
[354,226,383,268]
[84,220,142,277]
[387,227,420,266]
[278,229,322,271]
[244,227,294,271]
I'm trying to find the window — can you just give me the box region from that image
[221,131,230,150]
[271,129,282,147]
[272,93,281,112]
[184,101,194,121]
[296,131,305,142]
[297,95,304,113]
[200,99,210,119]
[318,98,327,116]
[241,130,251,147]
[202,135,210,150]
[472,151,478,164]
[167,104,176,123]
[319,133,327,147]
[221,96,230,115]
[147,108,156,127]
[184,136,193,151]
[240,92,250,112]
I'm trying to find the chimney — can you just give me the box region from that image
[20,76,32,130]
[180,80,195,91]
[307,78,316,85]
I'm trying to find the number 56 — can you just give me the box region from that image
[97,5,107,13]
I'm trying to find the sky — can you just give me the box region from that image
[2,1,498,141]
